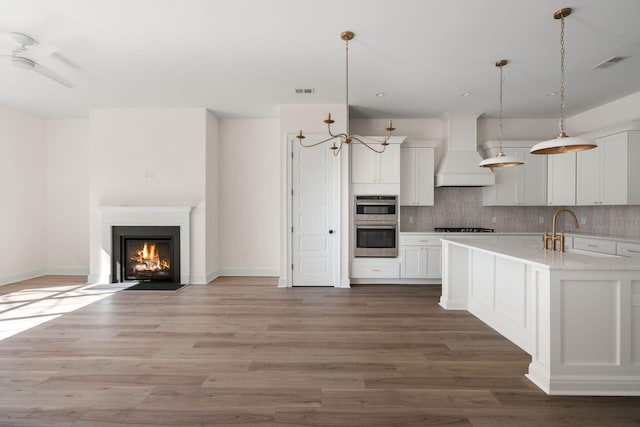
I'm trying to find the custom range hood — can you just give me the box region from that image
[435,113,495,187]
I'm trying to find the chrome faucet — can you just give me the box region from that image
[543,208,580,252]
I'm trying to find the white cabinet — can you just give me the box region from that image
[571,236,617,255]
[480,141,547,206]
[351,258,400,279]
[547,153,576,206]
[576,129,640,205]
[400,146,435,206]
[351,143,400,184]
[400,234,442,279]
[617,241,640,260]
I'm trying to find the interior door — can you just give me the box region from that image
[291,135,339,286]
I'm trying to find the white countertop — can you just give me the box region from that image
[442,237,640,271]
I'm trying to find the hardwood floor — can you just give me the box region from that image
[0,276,638,426]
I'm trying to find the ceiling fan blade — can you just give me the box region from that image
[32,61,75,88]
[24,42,59,59]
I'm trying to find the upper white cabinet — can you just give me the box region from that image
[400,143,436,206]
[351,143,401,184]
[547,153,576,206]
[576,129,640,205]
[480,141,547,206]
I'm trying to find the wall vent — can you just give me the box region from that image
[294,88,315,94]
[592,56,626,70]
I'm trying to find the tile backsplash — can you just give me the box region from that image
[400,187,640,240]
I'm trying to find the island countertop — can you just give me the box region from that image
[442,236,640,271]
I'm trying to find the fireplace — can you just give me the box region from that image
[112,226,180,284]
[92,206,191,285]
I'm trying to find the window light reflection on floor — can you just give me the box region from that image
[0,283,127,340]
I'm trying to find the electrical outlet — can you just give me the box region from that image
[539,216,544,224]
[408,216,414,224]
[492,216,497,224]
[580,217,586,225]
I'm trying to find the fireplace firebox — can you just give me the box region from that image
[112,226,181,284]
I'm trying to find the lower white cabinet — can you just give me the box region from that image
[617,241,640,259]
[400,234,442,279]
[571,236,617,255]
[351,258,400,279]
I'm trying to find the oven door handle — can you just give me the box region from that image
[356,225,397,229]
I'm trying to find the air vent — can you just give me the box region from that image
[592,56,626,70]
[294,88,315,94]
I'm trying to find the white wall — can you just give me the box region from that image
[567,90,640,134]
[45,119,90,275]
[0,106,46,284]
[477,118,559,142]
[218,119,280,275]
[205,111,220,282]
[351,118,442,141]
[88,109,208,283]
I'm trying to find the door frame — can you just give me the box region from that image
[283,133,346,287]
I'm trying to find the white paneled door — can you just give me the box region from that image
[290,136,340,286]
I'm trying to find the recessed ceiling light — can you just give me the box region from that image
[375,92,385,97]
[546,91,558,97]
[460,91,471,97]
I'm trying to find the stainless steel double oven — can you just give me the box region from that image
[353,195,398,257]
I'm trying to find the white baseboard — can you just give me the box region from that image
[216,268,279,277]
[0,269,46,286]
[45,267,90,276]
[277,277,289,288]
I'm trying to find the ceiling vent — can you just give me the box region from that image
[294,88,315,94]
[592,56,626,70]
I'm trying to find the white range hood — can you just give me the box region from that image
[435,113,495,187]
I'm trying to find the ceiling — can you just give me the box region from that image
[1,0,639,120]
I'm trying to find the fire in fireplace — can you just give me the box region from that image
[112,226,180,284]
[126,240,172,280]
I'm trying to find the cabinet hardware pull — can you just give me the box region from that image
[625,249,640,253]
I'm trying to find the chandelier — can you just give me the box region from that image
[296,31,396,156]
[479,59,524,168]
[530,7,596,155]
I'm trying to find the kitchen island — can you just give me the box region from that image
[440,237,640,396]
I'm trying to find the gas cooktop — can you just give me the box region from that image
[434,227,495,233]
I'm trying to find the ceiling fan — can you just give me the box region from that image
[1,32,75,88]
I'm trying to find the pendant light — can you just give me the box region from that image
[479,60,524,168]
[530,7,596,155]
[296,31,396,156]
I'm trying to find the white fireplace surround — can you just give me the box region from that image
[92,206,192,284]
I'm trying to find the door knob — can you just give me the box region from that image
[328,230,335,234]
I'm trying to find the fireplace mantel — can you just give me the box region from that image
[90,206,192,284]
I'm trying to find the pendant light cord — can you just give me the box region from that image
[345,36,350,136]
[498,62,504,151]
[559,14,566,136]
